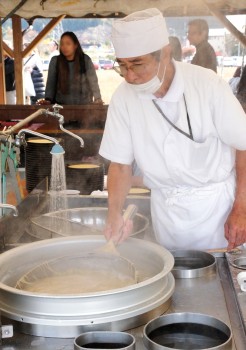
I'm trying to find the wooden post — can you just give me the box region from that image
[12,15,24,104]
[0,24,6,104]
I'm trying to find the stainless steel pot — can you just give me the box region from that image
[143,312,232,350]
[0,236,174,338]
[231,256,246,269]
[27,207,149,240]
[74,331,135,350]
[171,250,216,278]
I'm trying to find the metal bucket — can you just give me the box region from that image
[0,236,174,338]
[231,256,246,269]
[66,163,104,195]
[143,313,232,349]
[25,138,54,192]
[171,250,216,278]
[74,331,135,350]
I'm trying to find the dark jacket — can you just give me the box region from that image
[4,57,15,91]
[191,40,217,73]
[31,65,45,104]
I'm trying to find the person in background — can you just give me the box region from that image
[38,32,103,105]
[169,36,182,61]
[23,43,45,104]
[236,65,246,112]
[4,54,16,104]
[229,66,241,95]
[99,8,246,251]
[48,39,59,62]
[187,19,217,72]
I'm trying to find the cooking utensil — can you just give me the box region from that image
[143,313,232,350]
[98,204,138,253]
[16,206,139,294]
[74,331,136,350]
[171,250,216,279]
[0,236,175,337]
[27,206,148,239]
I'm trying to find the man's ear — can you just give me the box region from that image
[162,45,172,63]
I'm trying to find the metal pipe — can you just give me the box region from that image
[45,104,84,148]
[4,109,47,135]
[0,204,18,216]
[16,129,59,146]
[59,124,84,148]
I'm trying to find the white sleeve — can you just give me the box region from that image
[99,85,134,165]
[213,77,246,150]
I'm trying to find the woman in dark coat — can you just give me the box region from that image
[38,32,102,105]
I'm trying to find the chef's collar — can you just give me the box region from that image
[137,60,184,102]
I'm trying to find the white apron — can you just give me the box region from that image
[149,125,235,251]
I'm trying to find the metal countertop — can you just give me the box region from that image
[2,254,246,349]
[1,190,246,349]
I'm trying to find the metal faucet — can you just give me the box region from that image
[15,129,59,147]
[0,203,18,216]
[45,104,84,148]
[0,104,84,148]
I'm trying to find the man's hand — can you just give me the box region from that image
[225,207,246,250]
[104,213,133,244]
[226,150,246,251]
[104,162,133,244]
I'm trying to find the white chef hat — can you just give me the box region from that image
[111,8,169,58]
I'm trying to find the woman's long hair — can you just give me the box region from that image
[57,31,86,94]
[237,65,246,96]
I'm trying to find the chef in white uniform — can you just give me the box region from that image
[99,8,246,251]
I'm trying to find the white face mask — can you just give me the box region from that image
[128,60,166,95]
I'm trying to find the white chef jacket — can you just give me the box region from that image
[99,61,246,250]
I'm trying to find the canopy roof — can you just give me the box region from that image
[0,0,245,105]
[0,0,245,19]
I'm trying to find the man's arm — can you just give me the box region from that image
[105,162,132,242]
[225,150,246,250]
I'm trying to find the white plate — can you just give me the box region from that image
[58,190,80,195]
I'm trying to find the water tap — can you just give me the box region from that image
[45,104,84,148]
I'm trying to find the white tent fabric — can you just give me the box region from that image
[0,0,245,19]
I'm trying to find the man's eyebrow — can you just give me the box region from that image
[116,58,144,64]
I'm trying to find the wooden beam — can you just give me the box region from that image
[22,15,65,58]
[2,41,14,58]
[0,25,6,104]
[205,2,246,48]
[12,15,24,104]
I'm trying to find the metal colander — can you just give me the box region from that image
[16,252,137,294]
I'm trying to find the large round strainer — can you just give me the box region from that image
[15,252,137,294]
[17,206,138,295]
